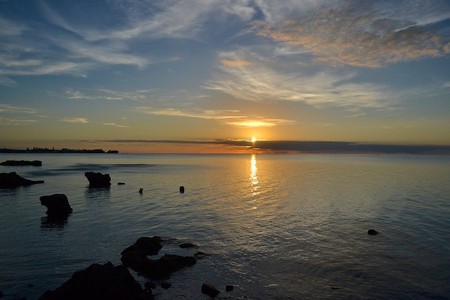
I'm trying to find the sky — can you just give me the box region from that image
[0,0,449,153]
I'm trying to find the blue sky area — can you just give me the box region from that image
[1,0,449,152]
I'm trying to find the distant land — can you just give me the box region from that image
[100,139,450,154]
[0,147,119,154]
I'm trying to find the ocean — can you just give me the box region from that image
[0,153,449,299]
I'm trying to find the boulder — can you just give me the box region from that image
[85,172,111,187]
[39,262,154,300]
[0,172,44,188]
[40,194,72,219]
[201,283,220,297]
[0,160,42,166]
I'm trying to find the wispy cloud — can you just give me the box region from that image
[226,119,295,127]
[102,122,128,128]
[0,117,37,126]
[0,104,40,125]
[207,50,391,109]
[60,117,89,124]
[256,1,450,67]
[137,107,245,120]
[136,106,294,127]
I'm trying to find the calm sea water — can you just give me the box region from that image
[0,153,449,299]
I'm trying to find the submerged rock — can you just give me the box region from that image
[0,172,44,188]
[179,242,197,249]
[201,283,220,297]
[39,262,154,300]
[0,160,42,166]
[85,172,111,187]
[40,194,72,219]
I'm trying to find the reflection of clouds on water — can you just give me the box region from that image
[85,186,111,201]
[250,154,260,197]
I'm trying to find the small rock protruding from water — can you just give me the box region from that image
[118,182,125,185]
[201,283,220,297]
[40,194,73,219]
[85,172,111,187]
[368,229,378,235]
[225,285,234,292]
[179,186,185,193]
[139,188,143,194]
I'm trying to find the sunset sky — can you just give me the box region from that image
[1,0,449,152]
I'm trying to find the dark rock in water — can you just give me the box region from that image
[0,160,42,166]
[179,242,197,249]
[0,172,44,188]
[179,186,184,193]
[139,188,143,194]
[0,290,4,298]
[122,237,163,259]
[118,182,126,185]
[38,262,154,300]
[194,251,208,259]
[161,282,171,289]
[144,282,156,291]
[226,285,234,292]
[368,229,378,235]
[84,172,111,187]
[201,283,220,298]
[40,194,73,219]
[127,254,196,279]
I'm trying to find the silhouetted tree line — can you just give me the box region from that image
[0,147,119,154]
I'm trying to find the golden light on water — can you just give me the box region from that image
[251,136,257,143]
[250,154,259,197]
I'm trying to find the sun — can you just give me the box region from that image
[251,136,257,143]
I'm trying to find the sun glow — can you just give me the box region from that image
[251,136,257,143]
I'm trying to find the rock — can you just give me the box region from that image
[0,160,42,166]
[0,172,44,188]
[38,262,154,300]
[130,254,196,279]
[0,290,4,298]
[179,242,197,249]
[161,282,171,289]
[139,188,143,193]
[368,229,378,235]
[84,172,111,187]
[194,251,208,259]
[225,285,234,292]
[201,283,220,298]
[40,194,72,219]
[144,282,156,291]
[118,182,126,185]
[179,186,185,193]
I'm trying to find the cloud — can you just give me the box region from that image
[0,117,37,125]
[0,17,25,36]
[137,107,245,120]
[0,104,40,125]
[226,119,295,127]
[102,122,128,128]
[0,104,38,114]
[60,117,89,124]
[207,50,391,109]
[256,1,450,67]
[136,106,294,127]
[221,59,254,68]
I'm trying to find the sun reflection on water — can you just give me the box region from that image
[250,154,260,197]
